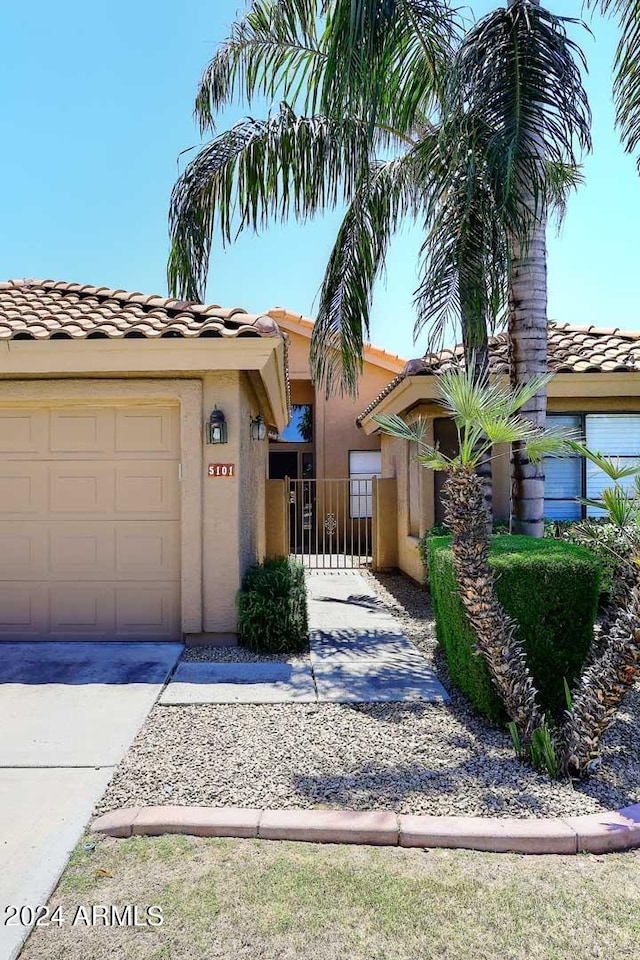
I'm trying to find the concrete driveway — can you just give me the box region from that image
[0,641,183,960]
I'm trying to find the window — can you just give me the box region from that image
[544,415,582,520]
[349,450,382,519]
[279,404,313,443]
[545,414,640,520]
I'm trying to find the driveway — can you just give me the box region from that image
[0,641,183,960]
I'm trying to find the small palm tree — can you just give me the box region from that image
[560,449,640,777]
[374,364,571,742]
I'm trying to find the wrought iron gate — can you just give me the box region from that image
[288,478,374,569]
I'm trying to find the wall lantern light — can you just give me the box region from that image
[206,406,228,445]
[250,414,267,441]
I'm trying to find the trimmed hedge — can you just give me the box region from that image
[237,557,308,654]
[428,535,601,722]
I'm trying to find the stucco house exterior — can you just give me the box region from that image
[265,308,406,557]
[0,279,288,644]
[357,324,640,582]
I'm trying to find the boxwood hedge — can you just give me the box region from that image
[427,535,601,722]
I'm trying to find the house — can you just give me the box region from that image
[0,279,288,643]
[357,323,640,582]
[265,308,406,556]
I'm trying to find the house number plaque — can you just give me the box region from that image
[208,463,235,478]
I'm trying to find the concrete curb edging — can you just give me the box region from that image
[91,804,640,855]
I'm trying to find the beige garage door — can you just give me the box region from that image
[0,405,181,640]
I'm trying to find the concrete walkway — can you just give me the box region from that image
[0,642,183,960]
[162,571,448,705]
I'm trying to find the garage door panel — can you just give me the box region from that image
[0,463,47,515]
[115,584,180,639]
[0,410,48,457]
[115,408,179,455]
[0,524,47,579]
[49,408,115,455]
[0,584,47,638]
[47,523,115,580]
[49,463,116,516]
[49,584,113,636]
[115,522,180,580]
[115,462,179,516]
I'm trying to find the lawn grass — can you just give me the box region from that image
[22,834,640,960]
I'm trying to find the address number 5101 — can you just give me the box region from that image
[208,463,235,478]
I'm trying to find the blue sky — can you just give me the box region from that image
[1,1,638,361]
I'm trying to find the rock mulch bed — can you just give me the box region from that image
[97,572,640,819]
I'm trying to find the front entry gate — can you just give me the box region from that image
[288,478,374,569]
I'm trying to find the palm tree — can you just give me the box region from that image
[446,0,591,536]
[167,2,587,381]
[168,1,590,536]
[374,365,570,742]
[167,0,501,396]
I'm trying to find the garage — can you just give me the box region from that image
[0,278,289,643]
[0,404,181,640]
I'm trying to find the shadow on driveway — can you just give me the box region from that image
[0,642,184,685]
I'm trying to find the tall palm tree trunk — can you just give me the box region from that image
[507,0,549,539]
[443,465,542,738]
[509,215,548,537]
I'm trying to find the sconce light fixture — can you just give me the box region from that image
[206,406,228,445]
[250,414,267,441]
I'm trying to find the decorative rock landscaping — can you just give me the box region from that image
[95,571,640,821]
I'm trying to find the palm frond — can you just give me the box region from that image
[569,442,640,481]
[168,106,370,301]
[321,0,456,136]
[586,0,640,167]
[580,486,639,527]
[372,413,452,469]
[448,1,591,235]
[310,154,421,394]
[372,412,429,443]
[195,0,324,131]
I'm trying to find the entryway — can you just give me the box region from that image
[288,478,374,569]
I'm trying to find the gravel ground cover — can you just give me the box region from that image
[97,571,640,819]
[182,645,309,665]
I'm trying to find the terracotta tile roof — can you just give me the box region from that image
[267,307,406,372]
[357,322,640,424]
[0,279,283,340]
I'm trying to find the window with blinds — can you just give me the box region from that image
[349,450,382,519]
[544,413,640,520]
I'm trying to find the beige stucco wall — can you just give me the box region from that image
[380,407,435,583]
[284,326,399,479]
[239,372,268,570]
[265,480,289,558]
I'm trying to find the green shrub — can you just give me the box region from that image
[236,557,308,654]
[419,521,510,585]
[428,535,601,722]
